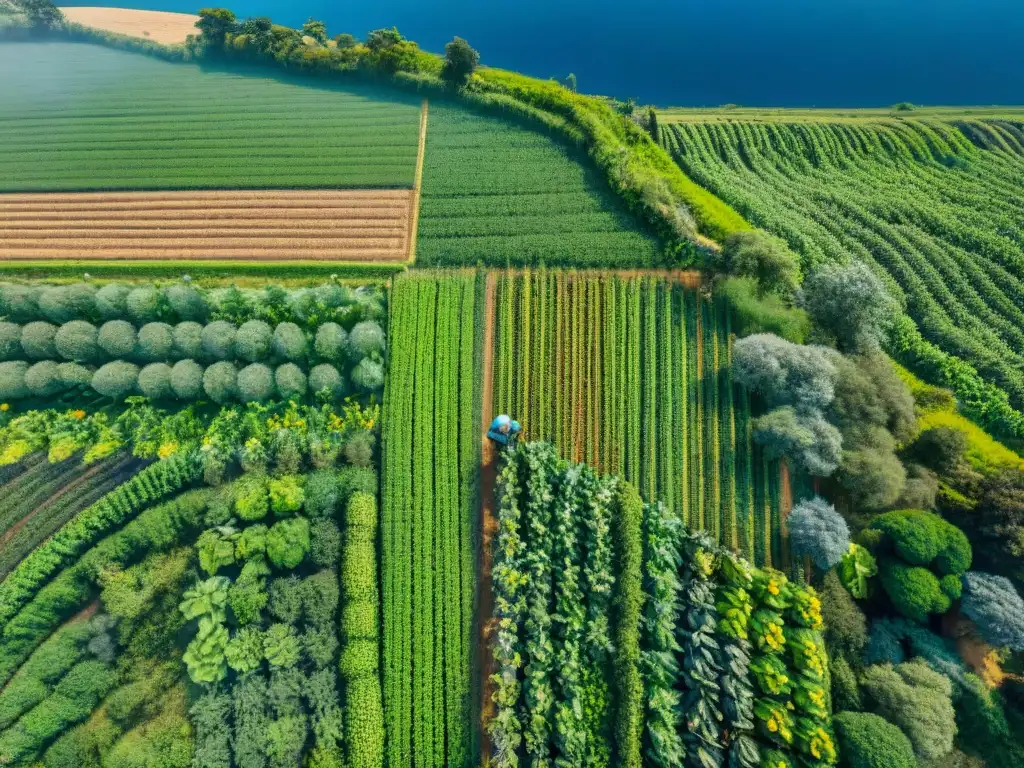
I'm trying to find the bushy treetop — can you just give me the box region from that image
[787,496,850,570]
[868,509,971,574]
[961,571,1024,651]
[803,261,895,354]
[733,333,836,411]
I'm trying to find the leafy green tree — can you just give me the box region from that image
[803,262,895,353]
[859,660,956,761]
[180,576,230,622]
[365,26,402,52]
[268,576,304,624]
[20,0,64,31]
[333,32,357,49]
[838,543,877,599]
[302,17,327,43]
[183,616,229,683]
[752,406,842,476]
[732,333,836,411]
[441,36,480,85]
[126,286,165,323]
[350,358,384,393]
[195,7,237,48]
[346,320,384,359]
[269,475,304,515]
[263,623,300,669]
[230,560,269,626]
[832,711,915,768]
[275,363,307,400]
[820,572,868,665]
[233,673,269,768]
[226,626,264,673]
[236,525,268,561]
[235,320,273,362]
[138,363,173,400]
[198,526,239,575]
[266,517,310,569]
[717,230,801,299]
[190,688,232,768]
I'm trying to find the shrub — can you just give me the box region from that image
[803,262,895,353]
[0,360,29,400]
[95,284,130,319]
[234,477,269,521]
[268,576,304,624]
[717,230,801,298]
[309,520,341,568]
[343,431,375,468]
[820,572,868,664]
[230,561,269,626]
[23,360,63,397]
[263,624,300,669]
[235,320,273,362]
[879,559,951,623]
[346,492,377,532]
[308,364,345,399]
[961,572,1024,650]
[346,320,385,359]
[138,363,174,401]
[908,426,968,476]
[342,601,377,639]
[787,496,849,569]
[753,407,842,476]
[269,476,304,515]
[21,321,58,359]
[226,626,264,674]
[203,361,238,404]
[838,445,907,512]
[868,510,971,573]
[720,277,811,343]
[51,320,98,363]
[57,362,93,388]
[135,322,174,362]
[732,333,836,410]
[38,284,96,323]
[829,656,862,712]
[859,660,956,760]
[235,525,267,561]
[275,363,307,400]
[165,284,208,321]
[304,471,340,518]
[172,321,203,359]
[314,323,347,363]
[343,676,384,768]
[272,322,307,362]
[0,322,20,361]
[170,359,204,400]
[0,284,40,322]
[442,36,480,85]
[266,517,310,569]
[201,321,237,361]
[237,363,275,402]
[125,286,164,323]
[92,361,139,399]
[97,320,137,358]
[350,358,384,393]
[832,711,915,768]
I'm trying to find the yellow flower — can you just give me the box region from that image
[157,441,179,459]
[767,580,780,595]
[767,719,778,732]
[0,403,8,412]
[71,409,86,420]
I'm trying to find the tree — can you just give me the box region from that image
[441,37,480,85]
[20,0,63,31]
[240,16,273,51]
[732,333,836,411]
[752,406,842,476]
[365,26,402,52]
[787,497,849,569]
[802,261,895,353]
[717,230,801,299]
[302,17,327,44]
[832,712,916,768]
[820,572,868,665]
[333,32,357,49]
[266,517,310,569]
[565,72,578,92]
[960,572,1024,650]
[195,8,237,48]
[859,660,956,761]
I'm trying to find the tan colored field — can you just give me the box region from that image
[0,190,415,261]
[58,7,200,45]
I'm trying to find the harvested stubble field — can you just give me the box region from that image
[0,43,422,191]
[57,7,200,45]
[0,190,414,261]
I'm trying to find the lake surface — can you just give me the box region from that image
[59,0,1024,107]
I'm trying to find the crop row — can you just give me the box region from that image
[415,105,661,267]
[0,44,421,191]
[490,271,783,566]
[381,273,480,767]
[663,119,1024,442]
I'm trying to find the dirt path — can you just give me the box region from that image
[477,272,498,760]
[407,99,429,263]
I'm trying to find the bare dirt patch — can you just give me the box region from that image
[0,190,414,262]
[58,7,200,45]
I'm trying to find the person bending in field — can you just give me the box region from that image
[487,414,522,447]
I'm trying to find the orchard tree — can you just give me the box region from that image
[442,36,480,86]
[732,333,837,412]
[366,26,402,52]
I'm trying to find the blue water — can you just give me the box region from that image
[60,0,1024,107]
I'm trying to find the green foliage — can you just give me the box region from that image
[180,575,230,622]
[197,526,238,575]
[807,262,895,355]
[786,497,849,570]
[235,476,270,521]
[230,559,269,626]
[269,475,304,515]
[716,230,801,299]
[170,359,204,400]
[21,321,58,359]
[54,320,99,363]
[719,277,810,343]
[136,322,174,362]
[349,357,384,392]
[203,360,238,404]
[24,360,63,397]
[268,575,304,624]
[91,361,138,400]
[0,360,29,400]
[225,626,264,673]
[38,284,95,324]
[126,286,165,323]
[832,711,915,768]
[753,406,842,476]
[173,321,203,359]
[165,283,208,321]
[878,558,951,623]
[266,516,310,569]
[138,362,173,400]
[859,660,955,761]
[236,524,267,561]
[233,673,268,768]
[309,363,345,399]
[346,320,385,360]
[97,320,137,359]
[0,321,21,360]
[272,322,307,362]
[314,323,347,363]
[868,509,971,573]
[309,519,341,567]
[235,320,273,363]
[275,362,307,400]
[263,623,301,669]
[237,362,276,402]
[960,571,1024,650]
[613,482,644,768]
[441,36,479,85]
[820,572,868,667]
[190,688,232,768]
[201,320,237,361]
[183,616,229,683]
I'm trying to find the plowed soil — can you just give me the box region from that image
[58,8,200,45]
[0,190,414,261]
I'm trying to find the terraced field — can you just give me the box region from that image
[416,104,660,267]
[659,113,1024,440]
[0,190,414,261]
[0,42,422,191]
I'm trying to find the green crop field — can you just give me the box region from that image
[660,115,1024,441]
[490,271,785,567]
[0,42,421,191]
[416,105,661,267]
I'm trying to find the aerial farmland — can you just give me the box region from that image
[0,4,1022,768]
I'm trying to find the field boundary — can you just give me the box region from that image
[407,99,429,264]
[477,271,498,757]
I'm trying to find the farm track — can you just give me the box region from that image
[0,190,414,262]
